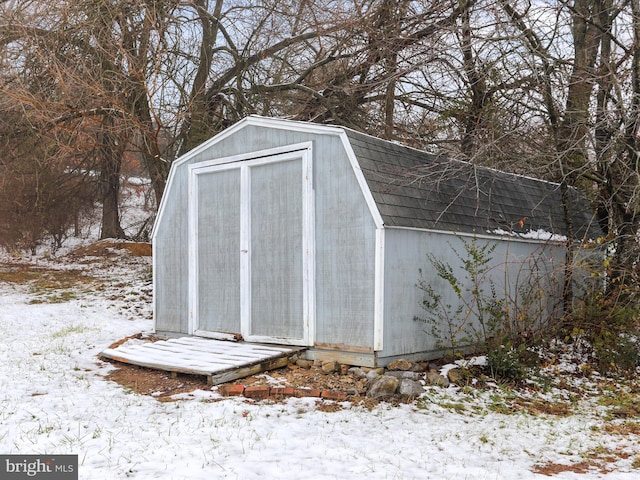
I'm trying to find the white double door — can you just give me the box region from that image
[188,147,314,346]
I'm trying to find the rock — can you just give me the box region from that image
[411,362,429,372]
[366,370,381,382]
[321,360,340,374]
[387,359,413,371]
[397,379,425,399]
[348,367,367,379]
[384,370,421,380]
[426,371,450,387]
[296,359,314,369]
[366,375,399,400]
[447,367,467,386]
[362,367,385,375]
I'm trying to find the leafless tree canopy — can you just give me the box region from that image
[1,0,639,284]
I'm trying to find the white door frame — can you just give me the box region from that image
[188,143,315,346]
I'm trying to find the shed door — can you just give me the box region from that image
[189,146,314,347]
[249,159,304,340]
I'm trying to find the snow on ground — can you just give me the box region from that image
[1,250,640,479]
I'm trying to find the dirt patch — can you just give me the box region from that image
[239,363,370,393]
[532,460,606,476]
[104,361,210,402]
[102,353,375,406]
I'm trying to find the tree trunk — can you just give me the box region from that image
[98,122,125,239]
[459,0,489,159]
[177,0,223,156]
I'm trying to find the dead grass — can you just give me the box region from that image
[0,240,151,306]
[533,445,635,476]
[604,421,640,436]
[532,460,607,476]
[514,398,574,417]
[67,240,151,258]
[0,263,100,304]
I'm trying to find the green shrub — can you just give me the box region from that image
[415,237,506,358]
[486,343,540,382]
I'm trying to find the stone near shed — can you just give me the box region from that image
[384,371,421,381]
[366,375,399,400]
[296,359,314,369]
[321,360,340,374]
[447,368,467,386]
[366,370,382,382]
[348,367,367,379]
[398,379,425,400]
[362,367,385,375]
[411,362,429,372]
[387,359,413,371]
[426,371,450,387]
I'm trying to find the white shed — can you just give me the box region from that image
[151,116,600,367]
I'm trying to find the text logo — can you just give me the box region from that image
[0,455,77,480]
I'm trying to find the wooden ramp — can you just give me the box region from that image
[100,337,305,385]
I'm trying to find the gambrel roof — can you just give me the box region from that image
[345,128,601,240]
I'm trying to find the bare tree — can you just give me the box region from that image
[3,0,640,277]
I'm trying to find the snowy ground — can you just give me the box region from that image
[1,247,640,479]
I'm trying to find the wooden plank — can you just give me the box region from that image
[128,342,266,362]
[103,342,296,369]
[188,336,299,352]
[100,337,305,384]
[313,342,374,354]
[208,356,291,385]
[152,343,284,360]
[102,348,236,371]
[193,330,242,342]
[304,349,376,368]
[167,337,296,354]
[101,353,214,376]
[103,349,248,372]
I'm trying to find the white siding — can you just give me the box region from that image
[154,123,377,351]
[380,228,566,359]
[314,137,376,349]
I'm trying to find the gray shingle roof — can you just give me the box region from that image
[345,129,601,240]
